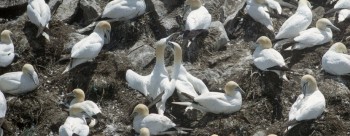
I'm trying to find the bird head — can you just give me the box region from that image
[301,75,318,95]
[316,18,340,31]
[1,30,12,44]
[329,42,347,53]
[256,36,272,49]
[131,104,149,117]
[95,21,111,44]
[224,81,245,96]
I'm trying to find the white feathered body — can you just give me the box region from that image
[185,6,212,30]
[246,0,274,31]
[338,9,350,22]
[288,90,325,122]
[59,116,89,136]
[0,91,6,119]
[194,91,242,114]
[253,47,286,71]
[334,0,350,9]
[102,0,146,20]
[275,3,312,39]
[322,50,350,75]
[0,71,39,95]
[27,0,51,35]
[293,28,333,50]
[0,42,15,67]
[133,113,176,135]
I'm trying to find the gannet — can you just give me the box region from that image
[59,116,89,136]
[246,0,274,31]
[275,0,312,40]
[185,0,212,31]
[101,0,146,21]
[67,88,85,105]
[286,75,325,132]
[172,81,244,114]
[0,64,39,95]
[0,91,6,136]
[126,34,176,115]
[140,127,150,136]
[183,0,212,47]
[69,101,102,120]
[288,18,340,50]
[27,0,51,38]
[253,36,289,81]
[131,104,189,135]
[0,30,15,67]
[62,21,111,74]
[168,41,209,101]
[322,42,350,75]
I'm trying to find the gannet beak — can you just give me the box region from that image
[65,92,75,97]
[329,25,340,31]
[105,30,111,44]
[236,87,245,95]
[30,72,39,85]
[130,111,137,118]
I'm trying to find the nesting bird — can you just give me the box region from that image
[253,36,289,81]
[101,0,146,21]
[0,64,39,95]
[322,42,350,75]
[285,18,340,50]
[246,0,275,31]
[275,0,312,40]
[27,0,51,38]
[172,81,244,114]
[286,75,325,132]
[0,91,6,136]
[59,116,89,136]
[0,30,15,67]
[66,88,85,105]
[62,21,111,74]
[126,35,176,115]
[131,104,189,135]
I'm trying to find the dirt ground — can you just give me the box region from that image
[0,0,349,135]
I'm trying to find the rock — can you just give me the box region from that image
[223,0,246,35]
[79,0,101,26]
[48,0,62,14]
[127,41,155,68]
[54,0,79,22]
[0,0,26,8]
[151,0,181,33]
[205,21,229,51]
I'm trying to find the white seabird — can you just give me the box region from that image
[185,0,212,31]
[288,18,340,50]
[27,0,51,38]
[62,21,111,74]
[253,36,289,81]
[325,0,350,22]
[172,81,244,114]
[246,0,274,31]
[0,30,15,67]
[0,91,6,136]
[69,100,102,121]
[322,42,350,75]
[101,0,146,21]
[0,64,39,95]
[286,74,325,132]
[126,35,176,115]
[275,0,312,40]
[59,116,89,136]
[132,104,189,135]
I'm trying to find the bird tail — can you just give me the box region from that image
[62,58,89,74]
[36,26,45,38]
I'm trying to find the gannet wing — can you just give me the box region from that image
[0,73,21,92]
[288,94,304,121]
[266,0,282,14]
[126,69,149,96]
[71,38,103,59]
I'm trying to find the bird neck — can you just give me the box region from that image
[155,46,165,64]
[298,0,310,8]
[174,45,182,65]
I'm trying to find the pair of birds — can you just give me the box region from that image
[248,0,340,50]
[126,34,245,115]
[59,89,102,136]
